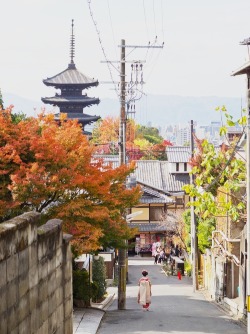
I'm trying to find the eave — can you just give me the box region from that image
[231,61,250,76]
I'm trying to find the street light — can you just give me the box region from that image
[232,37,250,333]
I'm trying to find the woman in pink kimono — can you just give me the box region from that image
[137,270,152,311]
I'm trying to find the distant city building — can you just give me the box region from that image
[176,126,191,146]
[198,121,221,144]
[41,20,100,135]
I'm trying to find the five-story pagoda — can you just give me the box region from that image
[41,20,100,133]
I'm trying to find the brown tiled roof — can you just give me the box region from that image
[166,146,191,163]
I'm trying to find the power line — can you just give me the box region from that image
[160,0,165,42]
[106,0,118,60]
[142,0,149,41]
[87,0,119,98]
[152,0,157,38]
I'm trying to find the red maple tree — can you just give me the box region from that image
[0,108,141,252]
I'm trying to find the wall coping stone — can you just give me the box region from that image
[37,219,62,239]
[0,223,17,238]
[63,234,73,244]
[0,212,40,239]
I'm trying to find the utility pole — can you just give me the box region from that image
[232,37,250,333]
[190,120,199,291]
[103,39,164,310]
[118,39,126,310]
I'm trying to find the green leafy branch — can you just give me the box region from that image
[183,106,246,252]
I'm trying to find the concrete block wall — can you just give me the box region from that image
[0,212,73,334]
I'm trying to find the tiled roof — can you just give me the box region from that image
[232,60,250,76]
[140,196,167,204]
[92,156,189,193]
[133,160,189,193]
[141,186,173,204]
[62,113,100,120]
[43,66,99,87]
[128,222,176,232]
[166,146,191,163]
[42,96,100,106]
[53,113,100,125]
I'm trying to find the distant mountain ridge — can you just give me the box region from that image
[3,93,244,126]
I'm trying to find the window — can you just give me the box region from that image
[150,207,164,221]
[176,163,179,172]
[184,163,187,171]
[175,198,184,205]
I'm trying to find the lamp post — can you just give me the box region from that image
[232,37,250,333]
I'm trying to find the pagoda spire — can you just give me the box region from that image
[69,19,76,69]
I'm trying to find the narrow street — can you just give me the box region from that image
[98,257,246,334]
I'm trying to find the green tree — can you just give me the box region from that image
[11,111,27,124]
[135,125,163,141]
[91,117,170,160]
[183,106,246,252]
[0,89,3,109]
[183,135,246,222]
[183,209,215,254]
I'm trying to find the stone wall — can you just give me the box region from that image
[0,212,73,334]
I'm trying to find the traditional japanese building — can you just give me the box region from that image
[41,20,100,133]
[95,154,190,255]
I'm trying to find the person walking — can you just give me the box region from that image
[159,249,166,264]
[154,246,161,264]
[154,251,159,264]
[137,270,152,311]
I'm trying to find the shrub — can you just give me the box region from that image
[72,269,91,305]
[92,256,107,302]
[184,261,192,277]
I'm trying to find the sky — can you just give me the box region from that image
[1,0,250,105]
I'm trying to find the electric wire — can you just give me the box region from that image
[161,0,165,42]
[107,0,118,61]
[141,0,165,83]
[142,0,150,61]
[87,0,119,98]
[142,0,149,40]
[144,47,163,83]
[88,0,163,125]
[152,0,157,38]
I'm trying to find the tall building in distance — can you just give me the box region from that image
[175,125,191,146]
[41,20,100,134]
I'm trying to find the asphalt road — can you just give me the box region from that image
[97,257,247,334]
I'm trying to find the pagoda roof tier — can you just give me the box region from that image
[41,95,100,106]
[43,64,99,88]
[54,112,100,125]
